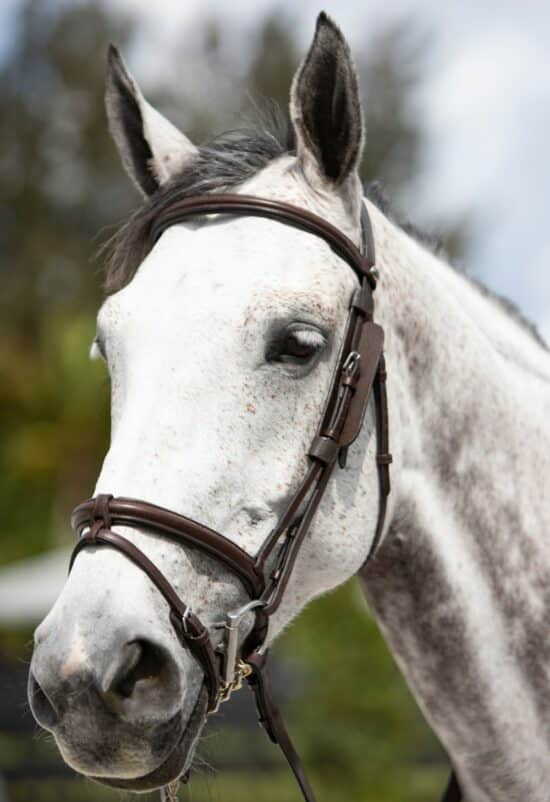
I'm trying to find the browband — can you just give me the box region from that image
[149,193,378,289]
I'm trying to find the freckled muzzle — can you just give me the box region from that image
[86,688,209,792]
[68,193,392,802]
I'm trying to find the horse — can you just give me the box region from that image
[28,12,550,802]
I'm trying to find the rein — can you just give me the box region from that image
[69,194,460,802]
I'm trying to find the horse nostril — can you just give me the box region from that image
[111,640,167,700]
[28,671,59,729]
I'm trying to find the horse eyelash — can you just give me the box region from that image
[291,329,326,349]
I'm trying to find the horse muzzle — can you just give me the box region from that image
[28,616,206,787]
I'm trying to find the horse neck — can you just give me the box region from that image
[360,201,550,802]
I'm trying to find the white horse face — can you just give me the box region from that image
[29,14,380,790]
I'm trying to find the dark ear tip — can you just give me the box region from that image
[107,43,120,64]
[107,44,128,81]
[106,44,132,92]
[315,11,346,42]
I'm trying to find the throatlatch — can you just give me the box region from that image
[70,194,459,802]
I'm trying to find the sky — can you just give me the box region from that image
[3,0,549,342]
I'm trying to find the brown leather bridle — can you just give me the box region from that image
[69,194,460,802]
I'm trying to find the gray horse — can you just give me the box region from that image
[28,12,550,802]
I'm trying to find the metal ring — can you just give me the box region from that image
[342,351,360,377]
[181,607,192,634]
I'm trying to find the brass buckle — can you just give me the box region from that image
[211,659,253,714]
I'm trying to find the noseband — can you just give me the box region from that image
[69,194,460,802]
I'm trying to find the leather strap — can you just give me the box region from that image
[69,516,221,710]
[71,496,264,598]
[247,652,317,802]
[441,771,462,802]
[149,194,378,289]
[364,355,392,560]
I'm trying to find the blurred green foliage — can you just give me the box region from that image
[0,1,455,799]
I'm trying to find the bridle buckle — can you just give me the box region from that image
[223,599,265,685]
[181,606,192,634]
[342,350,360,378]
[212,659,254,714]
[209,599,266,713]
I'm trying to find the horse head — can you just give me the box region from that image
[28,14,388,791]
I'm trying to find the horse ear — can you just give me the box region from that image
[290,13,364,187]
[105,45,198,196]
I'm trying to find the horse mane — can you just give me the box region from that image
[103,103,547,352]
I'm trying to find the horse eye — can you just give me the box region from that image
[268,327,326,365]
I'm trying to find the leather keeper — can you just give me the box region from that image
[169,610,208,647]
[379,464,391,497]
[183,617,210,645]
[92,494,113,528]
[169,609,191,650]
[308,436,340,466]
[350,285,374,319]
[342,372,360,389]
[86,520,103,543]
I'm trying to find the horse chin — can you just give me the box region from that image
[88,687,209,792]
